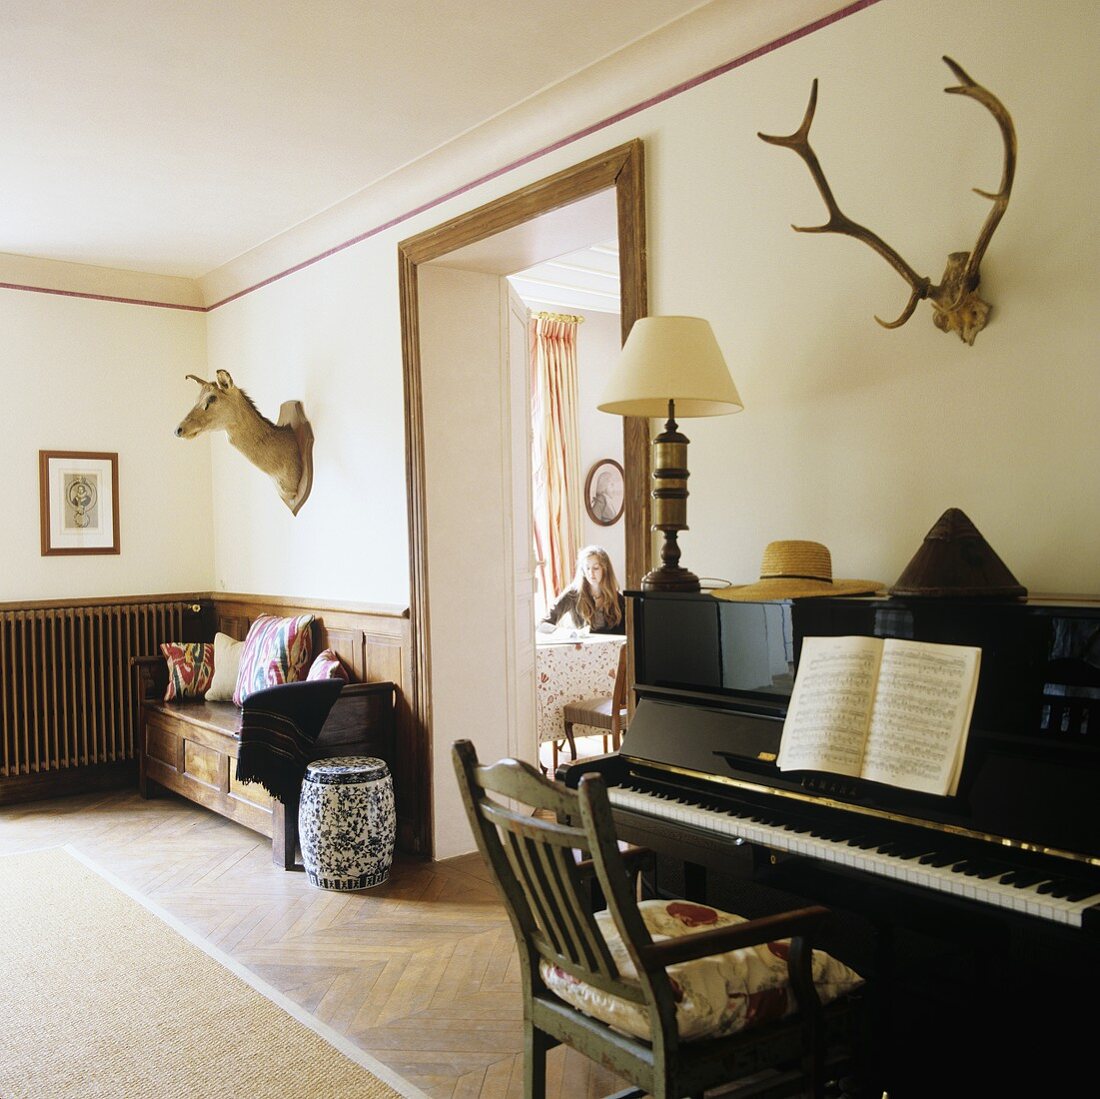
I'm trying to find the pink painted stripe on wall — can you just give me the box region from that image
[0,0,882,314]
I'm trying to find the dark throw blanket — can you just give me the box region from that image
[235,679,345,803]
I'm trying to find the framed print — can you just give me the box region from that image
[39,451,120,556]
[584,458,624,526]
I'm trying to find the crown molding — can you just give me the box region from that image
[1,0,873,312]
[198,0,868,308]
[0,251,204,311]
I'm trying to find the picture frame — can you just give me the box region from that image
[584,458,624,526]
[39,451,120,556]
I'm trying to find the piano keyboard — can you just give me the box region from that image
[608,784,1100,928]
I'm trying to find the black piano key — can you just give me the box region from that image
[920,851,962,867]
[902,846,936,860]
[961,860,1007,879]
[1035,877,1098,900]
[816,829,854,843]
[876,840,929,859]
[1062,882,1100,902]
[972,863,1011,880]
[1000,869,1049,888]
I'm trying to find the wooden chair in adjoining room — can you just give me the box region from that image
[561,643,629,761]
[452,739,869,1099]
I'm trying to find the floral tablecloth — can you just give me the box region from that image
[535,635,626,745]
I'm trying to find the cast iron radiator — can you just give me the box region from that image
[0,599,200,785]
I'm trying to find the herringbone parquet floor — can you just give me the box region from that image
[0,788,632,1098]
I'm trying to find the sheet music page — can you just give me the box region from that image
[776,635,882,776]
[861,639,981,795]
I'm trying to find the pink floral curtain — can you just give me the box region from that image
[530,312,583,615]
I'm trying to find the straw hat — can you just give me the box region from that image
[712,540,885,601]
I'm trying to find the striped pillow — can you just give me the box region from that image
[307,649,350,682]
[232,614,316,706]
[160,642,215,702]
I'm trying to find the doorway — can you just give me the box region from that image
[398,141,649,858]
[508,237,626,623]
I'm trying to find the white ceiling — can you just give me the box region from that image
[508,241,621,316]
[430,189,621,314]
[1,1,709,280]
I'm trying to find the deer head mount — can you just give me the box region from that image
[758,56,1016,345]
[176,370,314,515]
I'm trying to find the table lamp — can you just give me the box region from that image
[598,316,743,592]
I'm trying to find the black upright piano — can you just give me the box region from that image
[560,590,1100,1098]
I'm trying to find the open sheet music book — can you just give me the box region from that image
[777,635,981,796]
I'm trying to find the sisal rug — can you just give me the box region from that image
[0,846,425,1099]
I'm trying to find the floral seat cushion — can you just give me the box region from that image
[540,899,863,1043]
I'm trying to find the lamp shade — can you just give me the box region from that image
[598,316,743,418]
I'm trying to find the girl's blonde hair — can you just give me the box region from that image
[572,545,622,629]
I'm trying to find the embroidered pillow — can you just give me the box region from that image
[232,614,316,706]
[160,642,215,702]
[306,649,350,682]
[204,632,246,702]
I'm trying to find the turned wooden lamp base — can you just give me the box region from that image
[642,566,701,592]
[642,530,701,593]
[643,409,701,594]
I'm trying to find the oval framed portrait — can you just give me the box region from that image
[584,458,624,526]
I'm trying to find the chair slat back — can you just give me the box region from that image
[453,741,646,1003]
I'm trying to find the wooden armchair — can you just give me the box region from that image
[452,739,868,1099]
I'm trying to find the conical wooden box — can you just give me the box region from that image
[890,508,1027,598]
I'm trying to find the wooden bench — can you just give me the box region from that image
[132,654,395,869]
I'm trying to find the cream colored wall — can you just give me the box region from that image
[203,242,409,605]
[2,289,211,601]
[200,0,1099,606]
[646,0,1100,596]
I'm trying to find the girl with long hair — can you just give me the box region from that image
[541,545,624,634]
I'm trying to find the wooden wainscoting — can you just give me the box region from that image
[207,593,424,856]
[1,592,426,858]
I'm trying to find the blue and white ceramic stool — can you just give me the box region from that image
[299,756,395,890]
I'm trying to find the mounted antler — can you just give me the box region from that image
[758,56,1017,345]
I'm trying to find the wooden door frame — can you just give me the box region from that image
[398,140,649,857]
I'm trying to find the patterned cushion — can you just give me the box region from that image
[540,899,863,1042]
[205,632,246,702]
[307,649,350,682]
[232,614,316,706]
[160,642,215,702]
